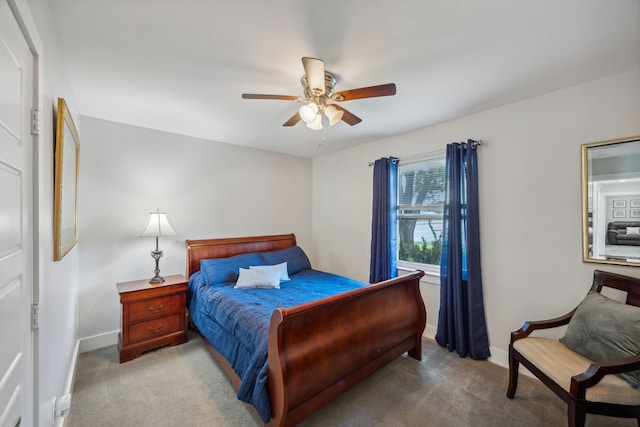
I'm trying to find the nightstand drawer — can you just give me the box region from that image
[128,294,182,322]
[128,314,183,344]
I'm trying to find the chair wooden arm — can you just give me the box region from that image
[510,309,577,342]
[571,353,640,397]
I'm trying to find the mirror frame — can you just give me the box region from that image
[582,135,640,267]
[53,98,80,261]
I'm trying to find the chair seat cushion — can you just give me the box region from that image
[514,337,640,406]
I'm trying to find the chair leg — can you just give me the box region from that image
[567,400,585,427]
[506,351,519,399]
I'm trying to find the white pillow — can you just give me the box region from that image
[234,267,281,289]
[626,227,640,235]
[250,262,290,281]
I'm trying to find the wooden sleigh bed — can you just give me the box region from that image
[185,233,426,426]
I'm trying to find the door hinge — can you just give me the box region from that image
[30,109,39,135]
[31,303,40,330]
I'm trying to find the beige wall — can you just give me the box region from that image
[44,41,640,386]
[312,68,640,367]
[69,68,640,370]
[77,117,312,347]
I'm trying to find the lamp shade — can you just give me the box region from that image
[139,209,176,237]
[305,113,323,130]
[299,102,318,123]
[324,105,344,126]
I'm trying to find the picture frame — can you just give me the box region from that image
[53,98,80,261]
[631,199,640,208]
[582,135,640,268]
[631,210,640,218]
[613,200,627,208]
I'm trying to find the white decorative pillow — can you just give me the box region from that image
[250,262,290,281]
[234,267,281,289]
[626,227,640,235]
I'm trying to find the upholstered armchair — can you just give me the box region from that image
[506,270,640,427]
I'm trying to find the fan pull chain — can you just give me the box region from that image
[318,113,327,147]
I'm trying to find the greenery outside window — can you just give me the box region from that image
[397,152,446,274]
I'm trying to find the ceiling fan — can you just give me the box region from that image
[242,57,396,130]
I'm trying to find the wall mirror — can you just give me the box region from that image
[53,98,80,261]
[582,135,640,267]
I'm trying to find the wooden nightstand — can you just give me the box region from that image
[117,274,188,363]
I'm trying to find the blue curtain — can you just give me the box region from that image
[369,157,398,283]
[435,141,490,360]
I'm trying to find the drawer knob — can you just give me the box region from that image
[148,304,164,314]
[148,324,164,334]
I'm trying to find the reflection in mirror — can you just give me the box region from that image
[60,121,77,243]
[583,136,640,266]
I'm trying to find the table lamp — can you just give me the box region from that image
[139,208,176,283]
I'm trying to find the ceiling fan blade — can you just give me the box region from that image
[333,83,396,101]
[242,94,299,100]
[302,57,325,96]
[334,105,362,126]
[283,112,301,127]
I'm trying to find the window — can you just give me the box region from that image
[397,153,446,273]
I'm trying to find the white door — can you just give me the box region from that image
[0,1,34,426]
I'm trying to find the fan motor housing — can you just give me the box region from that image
[301,71,337,99]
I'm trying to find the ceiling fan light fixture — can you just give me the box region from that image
[305,113,323,130]
[243,57,396,129]
[299,102,318,123]
[324,105,344,126]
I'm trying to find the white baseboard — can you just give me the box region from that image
[423,324,437,341]
[423,328,535,378]
[57,332,117,426]
[424,328,509,367]
[79,330,119,353]
[57,339,80,427]
[489,345,534,377]
[489,345,508,369]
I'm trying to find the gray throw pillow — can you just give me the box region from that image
[560,292,640,388]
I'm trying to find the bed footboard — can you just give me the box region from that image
[266,270,426,427]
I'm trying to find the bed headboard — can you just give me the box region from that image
[185,233,297,277]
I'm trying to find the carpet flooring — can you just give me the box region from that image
[66,332,636,426]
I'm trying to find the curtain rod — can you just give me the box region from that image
[367,158,398,167]
[468,139,482,148]
[368,139,482,166]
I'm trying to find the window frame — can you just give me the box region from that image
[396,151,446,276]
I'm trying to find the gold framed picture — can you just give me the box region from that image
[53,98,80,261]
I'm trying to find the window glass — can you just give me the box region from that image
[397,154,446,270]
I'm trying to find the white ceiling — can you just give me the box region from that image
[47,0,640,158]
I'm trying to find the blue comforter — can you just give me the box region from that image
[187,268,365,422]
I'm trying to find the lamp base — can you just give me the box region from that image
[149,249,165,284]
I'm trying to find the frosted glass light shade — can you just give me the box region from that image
[299,103,318,123]
[324,105,344,126]
[305,113,323,130]
[139,209,176,237]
